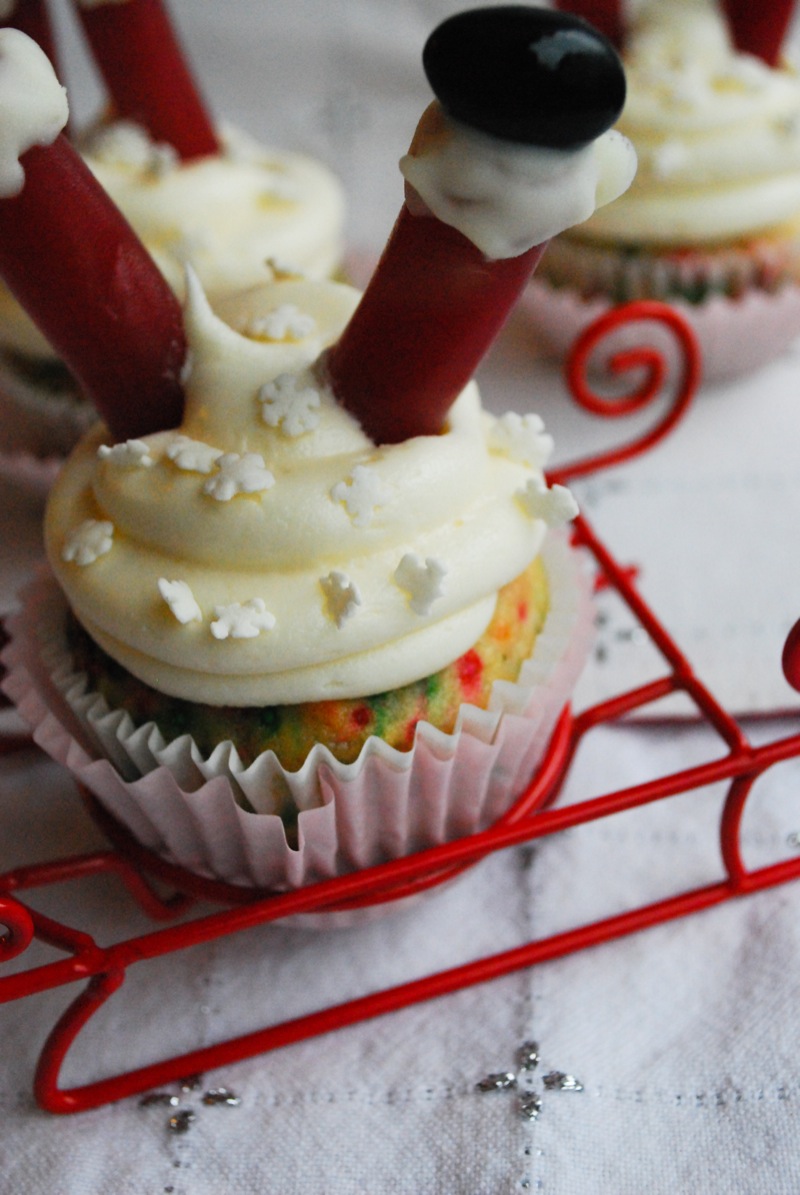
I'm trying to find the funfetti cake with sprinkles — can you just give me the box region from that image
[2,9,633,889]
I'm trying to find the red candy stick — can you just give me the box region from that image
[328,198,546,443]
[554,0,624,49]
[0,135,186,441]
[72,0,219,160]
[720,0,796,67]
[0,0,58,70]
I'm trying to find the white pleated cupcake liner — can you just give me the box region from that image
[524,278,800,382]
[1,533,593,898]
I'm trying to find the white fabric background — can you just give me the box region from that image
[1,2,800,1192]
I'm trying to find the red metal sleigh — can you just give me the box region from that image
[2,300,800,1115]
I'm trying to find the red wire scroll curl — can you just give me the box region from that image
[548,299,702,486]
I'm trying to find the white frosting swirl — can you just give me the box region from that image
[576,0,800,246]
[0,29,68,197]
[45,274,571,705]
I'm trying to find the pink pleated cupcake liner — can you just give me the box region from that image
[525,276,800,382]
[1,534,593,897]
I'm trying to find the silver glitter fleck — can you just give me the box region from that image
[477,1071,517,1092]
[139,1092,180,1108]
[167,1109,196,1134]
[179,1074,203,1093]
[543,1071,583,1092]
[518,1092,543,1121]
[517,1041,540,1072]
[202,1087,242,1107]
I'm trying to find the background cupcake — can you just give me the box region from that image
[0,0,345,471]
[529,0,800,381]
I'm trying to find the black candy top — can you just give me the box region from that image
[422,6,626,149]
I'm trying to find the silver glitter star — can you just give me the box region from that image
[476,1041,584,1123]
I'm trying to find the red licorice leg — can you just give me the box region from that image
[328,7,626,444]
[71,0,219,160]
[0,0,58,68]
[553,0,623,49]
[327,199,546,444]
[720,0,796,67]
[0,135,186,441]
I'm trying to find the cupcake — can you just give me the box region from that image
[1,9,633,891]
[530,0,800,380]
[0,1,345,469]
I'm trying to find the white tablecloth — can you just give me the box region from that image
[2,2,800,1192]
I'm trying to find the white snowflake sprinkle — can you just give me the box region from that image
[320,570,362,627]
[158,578,202,625]
[516,478,578,527]
[211,598,276,640]
[97,439,154,468]
[489,413,553,469]
[203,453,275,501]
[331,465,390,527]
[245,304,316,341]
[394,554,447,616]
[165,434,221,474]
[62,519,114,566]
[259,373,321,437]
